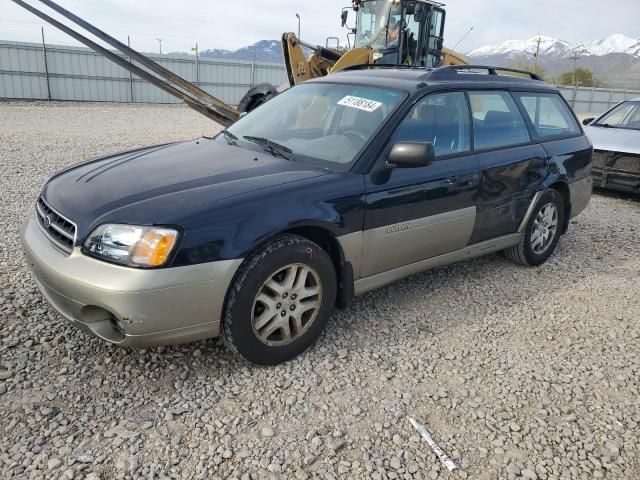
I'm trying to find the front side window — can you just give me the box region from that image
[517,93,581,138]
[595,101,640,130]
[469,91,531,151]
[226,83,405,170]
[392,91,471,158]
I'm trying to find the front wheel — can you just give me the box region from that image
[221,235,336,365]
[505,189,565,267]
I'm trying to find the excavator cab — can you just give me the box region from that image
[350,0,446,67]
[241,0,467,113]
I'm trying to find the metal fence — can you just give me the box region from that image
[555,85,640,114]
[0,39,288,106]
[2,39,640,113]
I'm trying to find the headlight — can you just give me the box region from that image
[83,224,179,268]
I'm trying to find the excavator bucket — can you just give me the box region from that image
[11,0,240,127]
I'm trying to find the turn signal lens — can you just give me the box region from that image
[131,229,178,267]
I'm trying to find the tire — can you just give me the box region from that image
[221,235,337,365]
[237,83,278,114]
[505,189,565,267]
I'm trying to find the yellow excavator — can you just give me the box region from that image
[239,0,468,112]
[12,0,468,126]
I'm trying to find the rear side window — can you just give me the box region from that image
[468,91,531,150]
[516,93,581,138]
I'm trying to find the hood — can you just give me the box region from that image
[584,125,640,154]
[42,138,328,237]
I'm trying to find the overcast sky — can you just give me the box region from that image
[1,0,638,54]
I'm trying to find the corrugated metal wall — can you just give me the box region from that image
[557,85,640,115]
[2,40,639,113]
[0,40,288,105]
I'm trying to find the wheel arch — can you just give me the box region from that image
[233,224,354,309]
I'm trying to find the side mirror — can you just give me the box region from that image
[388,142,435,168]
[582,117,595,126]
[341,10,349,27]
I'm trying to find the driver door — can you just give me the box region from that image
[361,91,480,278]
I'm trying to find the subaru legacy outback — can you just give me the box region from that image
[22,65,593,365]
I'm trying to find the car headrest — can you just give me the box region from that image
[484,110,515,126]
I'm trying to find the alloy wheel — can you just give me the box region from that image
[531,203,559,255]
[251,263,323,347]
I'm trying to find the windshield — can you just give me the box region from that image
[595,101,640,130]
[225,83,406,170]
[355,0,402,50]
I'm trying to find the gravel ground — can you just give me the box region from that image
[1,101,639,480]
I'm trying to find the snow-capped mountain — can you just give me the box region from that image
[466,34,640,87]
[200,40,283,63]
[580,34,640,57]
[467,36,572,59]
[467,34,640,60]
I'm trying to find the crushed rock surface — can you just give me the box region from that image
[1,101,639,479]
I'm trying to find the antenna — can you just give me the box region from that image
[453,27,474,51]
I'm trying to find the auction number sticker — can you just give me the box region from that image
[338,95,383,112]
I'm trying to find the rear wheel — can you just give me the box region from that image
[505,189,565,266]
[221,235,336,365]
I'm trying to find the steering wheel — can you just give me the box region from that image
[343,129,369,146]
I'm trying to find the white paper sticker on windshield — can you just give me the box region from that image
[338,95,383,113]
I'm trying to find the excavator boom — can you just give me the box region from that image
[11,0,240,127]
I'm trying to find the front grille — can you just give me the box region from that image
[35,197,77,254]
[593,150,640,174]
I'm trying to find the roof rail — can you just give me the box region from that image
[433,65,543,81]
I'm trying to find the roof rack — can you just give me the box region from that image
[432,65,543,81]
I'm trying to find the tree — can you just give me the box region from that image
[556,68,606,87]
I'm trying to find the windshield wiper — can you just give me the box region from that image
[221,129,239,145]
[243,136,294,160]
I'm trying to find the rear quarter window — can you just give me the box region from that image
[516,93,581,139]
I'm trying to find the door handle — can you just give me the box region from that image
[446,175,475,187]
[456,176,475,187]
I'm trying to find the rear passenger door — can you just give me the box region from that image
[467,90,548,244]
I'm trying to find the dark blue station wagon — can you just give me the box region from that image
[22,66,593,364]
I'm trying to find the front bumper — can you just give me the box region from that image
[21,215,242,347]
[592,167,640,193]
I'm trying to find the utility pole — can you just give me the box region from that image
[296,13,301,39]
[192,42,199,85]
[534,36,542,69]
[156,38,164,55]
[569,52,580,86]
